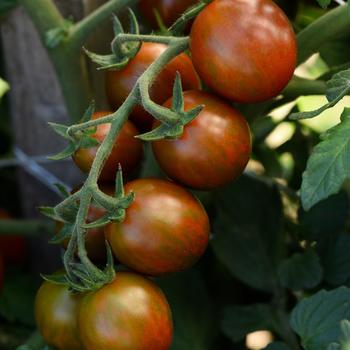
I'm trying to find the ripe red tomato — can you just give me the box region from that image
[78,271,173,350]
[58,183,114,262]
[105,43,200,131]
[152,91,251,190]
[0,255,3,290]
[35,280,83,350]
[105,178,210,276]
[0,209,26,264]
[139,0,197,27]
[190,0,297,103]
[72,111,143,181]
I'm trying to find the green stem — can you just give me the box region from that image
[283,76,327,100]
[0,219,53,235]
[115,33,179,46]
[297,5,350,65]
[68,113,115,136]
[70,0,137,49]
[139,37,190,124]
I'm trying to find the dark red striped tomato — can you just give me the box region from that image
[35,280,83,350]
[105,178,210,276]
[105,43,200,131]
[72,111,143,181]
[152,91,251,190]
[78,272,173,350]
[190,0,297,103]
[139,0,197,27]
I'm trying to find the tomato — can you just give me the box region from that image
[152,91,251,190]
[190,0,297,103]
[72,111,143,181]
[105,43,200,131]
[0,255,3,290]
[35,280,83,350]
[0,209,26,264]
[78,271,173,350]
[139,0,197,27]
[105,178,210,276]
[57,183,114,262]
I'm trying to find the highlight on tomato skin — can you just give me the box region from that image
[35,279,84,350]
[190,0,297,103]
[78,271,173,350]
[105,178,210,276]
[152,90,252,190]
[72,111,144,181]
[105,42,201,132]
[138,0,198,28]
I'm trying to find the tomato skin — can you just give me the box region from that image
[78,272,173,350]
[35,280,83,350]
[58,183,114,262]
[139,0,197,27]
[190,0,297,103]
[105,43,200,131]
[105,178,210,276]
[0,209,26,264]
[72,111,143,181]
[152,91,251,190]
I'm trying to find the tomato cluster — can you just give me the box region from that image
[38,0,296,348]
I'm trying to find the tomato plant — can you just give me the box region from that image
[35,279,83,350]
[0,209,26,264]
[105,43,200,131]
[190,0,297,103]
[153,90,252,190]
[139,0,197,27]
[105,178,210,276]
[78,271,173,350]
[72,111,143,181]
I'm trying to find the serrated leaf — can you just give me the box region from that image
[211,174,284,292]
[172,73,184,112]
[300,108,350,210]
[263,342,289,350]
[299,191,349,240]
[290,69,350,120]
[319,234,350,286]
[278,250,323,290]
[48,142,77,160]
[221,304,274,342]
[291,287,350,350]
[137,123,183,141]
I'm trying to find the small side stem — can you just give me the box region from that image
[114,33,179,46]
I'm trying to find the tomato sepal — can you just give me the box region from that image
[41,272,68,286]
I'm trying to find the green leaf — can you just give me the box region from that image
[44,19,73,49]
[290,69,350,120]
[301,108,350,210]
[137,123,184,141]
[41,272,68,286]
[0,269,40,325]
[49,223,74,244]
[84,49,129,70]
[211,174,284,292]
[278,250,323,290]
[53,183,70,198]
[81,101,95,122]
[221,304,274,342]
[319,234,350,286]
[299,191,349,240]
[157,270,217,350]
[317,0,332,8]
[0,77,9,100]
[291,287,350,350]
[39,206,62,221]
[263,342,289,350]
[79,135,99,148]
[172,73,184,112]
[47,122,69,138]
